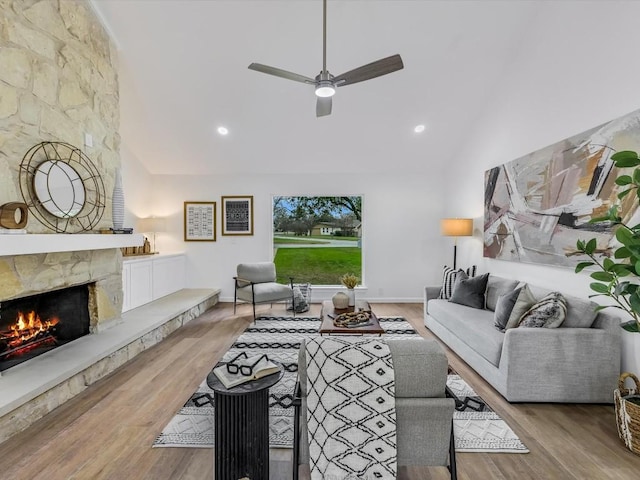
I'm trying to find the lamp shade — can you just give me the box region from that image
[441,218,473,237]
[137,216,166,233]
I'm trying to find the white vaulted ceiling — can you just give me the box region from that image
[91,0,541,176]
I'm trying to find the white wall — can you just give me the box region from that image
[148,172,447,302]
[121,142,154,229]
[446,1,640,301]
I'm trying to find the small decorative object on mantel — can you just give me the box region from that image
[332,291,349,309]
[112,168,125,230]
[340,273,359,307]
[0,202,29,229]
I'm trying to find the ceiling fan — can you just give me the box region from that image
[248,0,404,117]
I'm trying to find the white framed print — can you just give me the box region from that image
[184,201,216,241]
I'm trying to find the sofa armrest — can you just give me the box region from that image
[501,327,621,402]
[424,286,441,316]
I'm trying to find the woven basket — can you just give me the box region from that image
[614,372,640,455]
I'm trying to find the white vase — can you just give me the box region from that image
[332,292,349,309]
[112,168,124,230]
[346,288,355,307]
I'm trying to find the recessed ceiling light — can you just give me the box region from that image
[414,124,426,133]
[217,126,229,136]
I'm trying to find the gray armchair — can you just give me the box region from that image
[293,337,457,479]
[233,262,295,320]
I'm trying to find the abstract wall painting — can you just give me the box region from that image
[484,108,640,267]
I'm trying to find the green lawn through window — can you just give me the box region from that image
[274,247,361,285]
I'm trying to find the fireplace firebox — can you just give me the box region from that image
[0,284,91,372]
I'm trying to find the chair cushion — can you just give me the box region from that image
[237,262,277,285]
[236,282,292,303]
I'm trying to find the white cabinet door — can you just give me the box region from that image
[152,255,186,300]
[122,263,131,312]
[129,260,153,309]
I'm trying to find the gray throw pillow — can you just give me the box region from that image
[494,286,523,331]
[505,284,537,330]
[449,272,489,309]
[518,292,567,328]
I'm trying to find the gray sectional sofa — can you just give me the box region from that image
[424,275,621,403]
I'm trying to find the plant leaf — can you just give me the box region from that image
[591,271,614,282]
[575,261,594,273]
[616,175,633,185]
[585,238,597,255]
[612,150,640,167]
[590,282,610,294]
[615,247,632,258]
[603,258,615,271]
[619,189,632,200]
[630,292,640,316]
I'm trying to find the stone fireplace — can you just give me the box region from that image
[0,283,92,372]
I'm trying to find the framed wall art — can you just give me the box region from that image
[221,195,253,235]
[184,201,216,241]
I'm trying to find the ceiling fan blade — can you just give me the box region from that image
[333,54,404,87]
[248,63,315,84]
[316,96,332,117]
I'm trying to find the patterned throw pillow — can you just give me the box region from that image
[438,265,477,299]
[517,292,567,328]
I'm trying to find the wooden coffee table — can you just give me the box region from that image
[319,300,385,336]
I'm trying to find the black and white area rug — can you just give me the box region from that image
[153,316,528,453]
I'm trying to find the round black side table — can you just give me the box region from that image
[207,363,284,480]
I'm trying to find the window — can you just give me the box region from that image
[272,196,362,285]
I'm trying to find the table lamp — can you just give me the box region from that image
[137,216,166,254]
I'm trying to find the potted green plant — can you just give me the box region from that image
[575,150,640,333]
[340,273,359,307]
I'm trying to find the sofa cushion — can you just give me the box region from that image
[438,265,476,299]
[527,284,599,328]
[517,292,567,328]
[485,276,520,311]
[505,284,537,330]
[494,286,522,331]
[427,299,504,366]
[449,272,489,309]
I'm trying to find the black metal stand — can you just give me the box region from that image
[207,364,284,480]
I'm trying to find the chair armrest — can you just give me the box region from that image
[234,276,255,288]
[424,286,441,315]
[501,327,620,401]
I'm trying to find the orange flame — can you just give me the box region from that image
[4,311,59,348]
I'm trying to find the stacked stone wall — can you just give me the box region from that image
[0,0,120,232]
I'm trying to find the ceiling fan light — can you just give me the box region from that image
[315,84,336,98]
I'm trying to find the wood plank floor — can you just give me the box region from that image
[0,302,638,479]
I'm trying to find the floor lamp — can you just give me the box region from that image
[441,218,473,269]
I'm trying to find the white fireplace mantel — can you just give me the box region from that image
[0,233,144,257]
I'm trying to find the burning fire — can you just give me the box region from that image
[4,311,59,349]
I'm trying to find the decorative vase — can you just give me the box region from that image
[112,168,124,230]
[346,288,355,307]
[332,292,349,309]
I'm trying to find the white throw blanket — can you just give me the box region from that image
[305,336,397,480]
